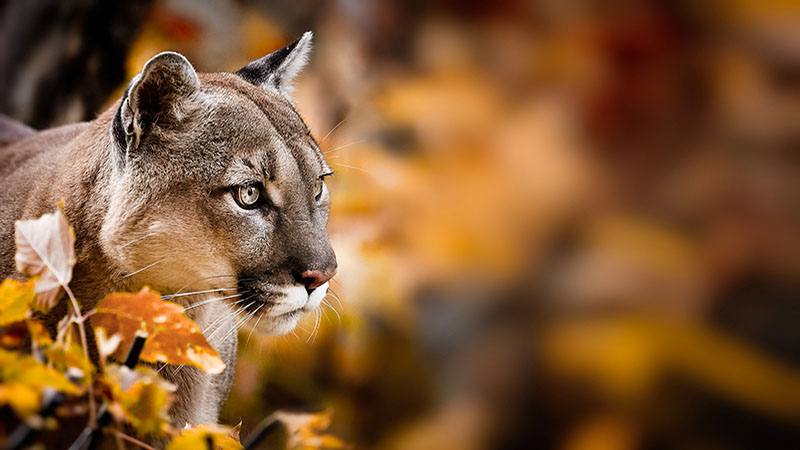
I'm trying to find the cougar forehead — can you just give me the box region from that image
[202,73,328,190]
[118,73,324,193]
[102,72,331,294]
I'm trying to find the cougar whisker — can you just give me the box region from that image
[173,274,243,295]
[319,113,352,144]
[118,260,163,280]
[163,287,238,300]
[327,287,344,308]
[171,299,247,375]
[201,298,249,336]
[306,308,321,343]
[245,303,265,346]
[207,301,255,342]
[323,139,365,155]
[222,303,257,341]
[119,232,157,249]
[322,297,342,324]
[333,162,372,175]
[183,292,248,311]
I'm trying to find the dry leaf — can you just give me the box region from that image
[0,278,35,326]
[14,209,76,310]
[167,423,243,450]
[276,410,351,450]
[0,348,81,417]
[91,287,225,374]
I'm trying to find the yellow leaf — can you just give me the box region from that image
[14,209,76,311]
[167,424,243,450]
[91,287,225,374]
[106,364,175,438]
[0,349,81,417]
[0,279,35,326]
[193,423,242,443]
[126,381,171,436]
[26,319,53,347]
[44,342,95,386]
[0,382,40,417]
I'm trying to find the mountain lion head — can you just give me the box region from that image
[100,32,336,336]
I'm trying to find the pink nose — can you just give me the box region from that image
[300,269,336,291]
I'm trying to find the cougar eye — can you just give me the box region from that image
[314,179,324,201]
[235,184,262,209]
[316,171,333,201]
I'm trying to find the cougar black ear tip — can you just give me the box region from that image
[235,30,314,98]
[286,31,313,55]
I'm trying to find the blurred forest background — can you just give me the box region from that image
[1,0,799,449]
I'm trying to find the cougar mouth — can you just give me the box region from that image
[235,277,330,336]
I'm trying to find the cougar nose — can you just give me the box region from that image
[298,269,336,292]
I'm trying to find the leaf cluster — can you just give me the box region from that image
[0,208,348,449]
[0,209,236,449]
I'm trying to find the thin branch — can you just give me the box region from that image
[114,430,157,450]
[64,285,96,425]
[113,428,126,450]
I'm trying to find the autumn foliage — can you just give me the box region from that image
[0,209,344,449]
[93,288,225,374]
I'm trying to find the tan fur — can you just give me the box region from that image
[0,39,335,431]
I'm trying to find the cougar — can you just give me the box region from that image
[0,32,337,427]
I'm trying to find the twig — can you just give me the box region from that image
[67,335,146,450]
[64,285,96,425]
[242,413,286,450]
[113,431,156,450]
[113,429,126,450]
[67,403,111,450]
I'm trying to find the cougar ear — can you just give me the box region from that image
[113,51,200,151]
[235,31,313,101]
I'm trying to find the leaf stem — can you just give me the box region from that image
[113,428,127,450]
[64,285,97,425]
[113,430,157,450]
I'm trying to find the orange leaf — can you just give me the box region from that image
[14,208,76,310]
[91,287,225,374]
